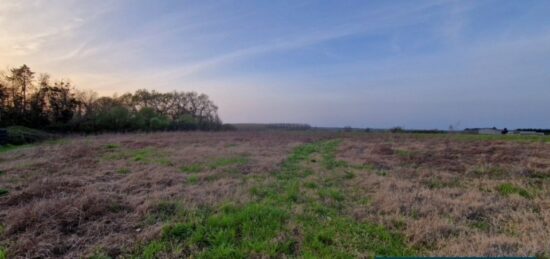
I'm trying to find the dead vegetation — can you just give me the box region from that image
[337,134,550,256]
[0,132,548,257]
[0,131,328,258]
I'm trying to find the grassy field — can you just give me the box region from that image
[0,132,549,258]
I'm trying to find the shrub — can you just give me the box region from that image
[5,126,53,145]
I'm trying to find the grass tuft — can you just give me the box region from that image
[141,240,166,259]
[209,155,248,169]
[187,175,199,184]
[180,164,202,173]
[497,183,533,199]
[105,143,120,149]
[116,168,130,175]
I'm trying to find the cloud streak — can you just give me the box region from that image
[0,0,549,128]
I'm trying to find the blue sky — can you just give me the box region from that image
[1,0,549,129]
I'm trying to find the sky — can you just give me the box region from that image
[1,0,549,129]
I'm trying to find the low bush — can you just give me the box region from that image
[5,126,53,145]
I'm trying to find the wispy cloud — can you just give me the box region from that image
[1,0,549,128]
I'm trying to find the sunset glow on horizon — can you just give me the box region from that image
[1,0,549,128]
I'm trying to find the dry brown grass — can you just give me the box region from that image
[0,132,549,257]
[0,131,329,258]
[336,134,550,256]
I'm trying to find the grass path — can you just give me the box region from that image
[131,140,414,258]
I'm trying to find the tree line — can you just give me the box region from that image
[0,65,223,132]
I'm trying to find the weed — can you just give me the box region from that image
[319,188,345,202]
[284,181,300,202]
[343,171,355,179]
[133,148,154,162]
[116,168,130,175]
[141,240,166,259]
[497,183,533,199]
[471,166,507,178]
[209,155,248,169]
[147,201,181,223]
[396,149,415,159]
[0,248,6,259]
[180,163,202,173]
[104,147,172,166]
[376,170,388,176]
[471,220,491,231]
[527,170,550,179]
[304,182,317,189]
[105,143,119,149]
[188,175,199,184]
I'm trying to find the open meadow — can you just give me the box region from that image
[0,132,549,258]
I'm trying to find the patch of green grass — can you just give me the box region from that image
[321,140,347,169]
[471,166,507,178]
[208,155,248,169]
[349,163,376,171]
[157,158,174,166]
[146,201,182,224]
[343,171,355,179]
[304,182,317,189]
[141,240,166,259]
[143,140,414,258]
[161,203,290,257]
[105,143,120,149]
[0,189,8,197]
[180,163,203,173]
[470,220,490,231]
[0,247,7,259]
[527,170,550,179]
[299,214,414,257]
[284,181,300,202]
[319,188,345,202]
[497,183,533,199]
[104,147,172,166]
[187,175,199,184]
[132,148,154,162]
[395,149,416,159]
[250,185,276,199]
[116,167,130,175]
